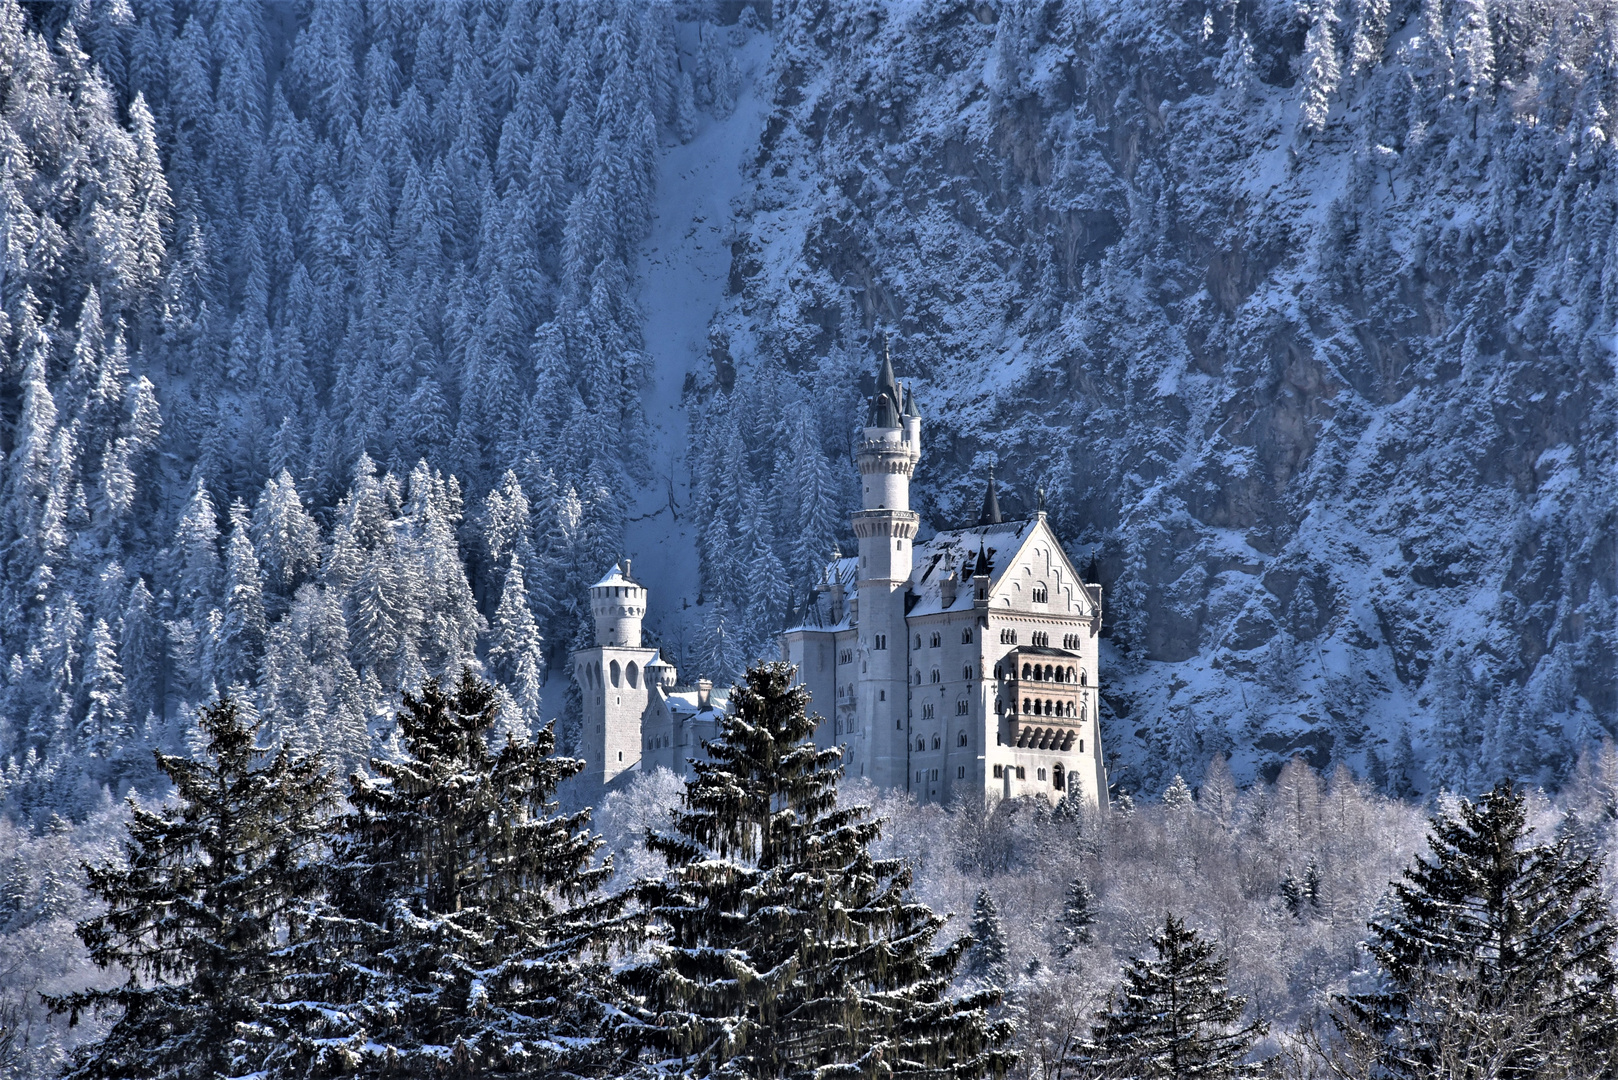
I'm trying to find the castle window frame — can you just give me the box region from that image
[930,669,940,683]
[1038,767,1048,781]
[874,634,887,650]
[1032,631,1049,647]
[963,665,973,680]
[932,735,941,750]
[994,764,1004,778]
[839,649,853,665]
[1033,584,1049,604]
[956,700,969,716]
[958,766,966,779]
[957,729,968,745]
[929,632,941,648]
[1053,763,1065,790]
[922,703,934,720]
[1000,628,1017,644]
[915,635,922,649]
[1015,766,1026,780]
[962,628,973,644]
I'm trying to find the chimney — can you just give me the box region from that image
[941,572,958,608]
[696,677,713,710]
[621,557,632,579]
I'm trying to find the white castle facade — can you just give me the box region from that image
[572,355,1108,810]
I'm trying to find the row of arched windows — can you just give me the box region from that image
[1021,662,1086,684]
[1023,698,1078,718]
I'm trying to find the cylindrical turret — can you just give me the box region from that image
[590,559,645,647]
[646,653,678,690]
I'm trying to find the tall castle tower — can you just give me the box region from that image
[572,560,661,787]
[853,349,921,788]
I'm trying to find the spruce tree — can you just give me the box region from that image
[1343,781,1618,1078]
[621,660,1013,1079]
[1073,914,1266,1079]
[966,888,1010,987]
[273,671,626,1078]
[1057,877,1097,958]
[49,698,332,1080]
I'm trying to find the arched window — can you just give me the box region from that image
[932,735,941,750]
[1022,663,1032,679]
[930,632,941,648]
[1022,698,1031,714]
[958,730,969,746]
[963,665,973,680]
[627,662,639,688]
[1033,584,1049,603]
[1079,670,1087,686]
[931,669,941,683]
[915,635,922,649]
[916,738,925,752]
[1053,763,1065,790]
[1055,667,1065,683]
[962,627,973,643]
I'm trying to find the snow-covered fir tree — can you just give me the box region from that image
[274,672,626,1077]
[966,888,1011,988]
[48,698,332,1080]
[1343,781,1618,1077]
[1056,877,1097,957]
[620,661,1013,1078]
[1073,914,1267,1079]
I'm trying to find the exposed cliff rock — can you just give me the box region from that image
[701,0,1618,791]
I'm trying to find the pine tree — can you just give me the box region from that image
[1057,877,1097,957]
[621,660,1013,1079]
[1342,781,1618,1078]
[1072,914,1266,1079]
[966,888,1011,986]
[273,672,626,1078]
[48,698,332,1080]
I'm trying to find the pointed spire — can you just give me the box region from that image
[1037,485,1046,515]
[867,334,903,428]
[903,383,921,419]
[978,468,1002,526]
[972,540,993,578]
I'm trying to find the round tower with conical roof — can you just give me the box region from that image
[852,344,921,788]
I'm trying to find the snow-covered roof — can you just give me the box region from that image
[666,687,730,717]
[906,517,1040,617]
[783,556,858,633]
[592,562,639,589]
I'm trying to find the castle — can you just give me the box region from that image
[572,354,1108,809]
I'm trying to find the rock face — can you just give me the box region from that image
[702,0,1617,792]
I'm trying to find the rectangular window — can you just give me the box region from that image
[957,766,966,779]
[1080,739,1084,753]
[930,768,939,781]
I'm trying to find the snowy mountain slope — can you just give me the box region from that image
[681,0,1617,794]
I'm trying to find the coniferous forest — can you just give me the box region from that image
[0,0,1615,1075]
